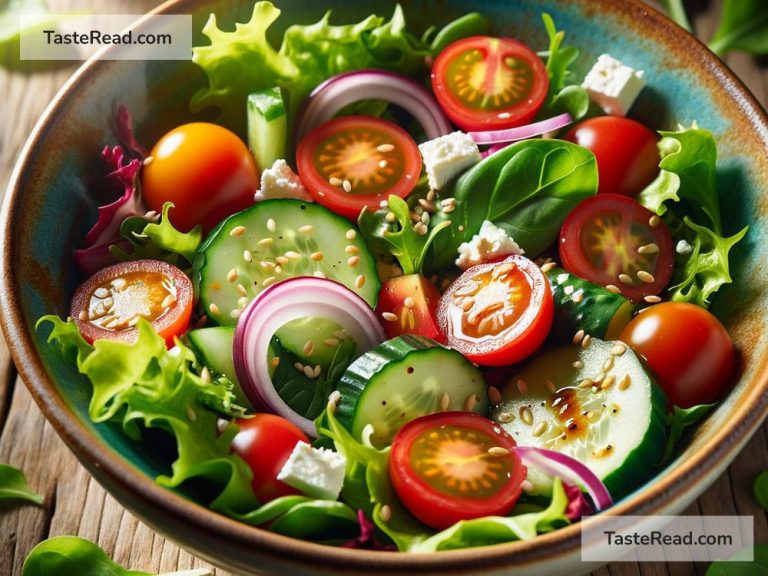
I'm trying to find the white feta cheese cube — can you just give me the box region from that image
[418,131,481,190]
[276,441,347,500]
[581,54,646,116]
[456,220,524,270]
[255,159,313,202]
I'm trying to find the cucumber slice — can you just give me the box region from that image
[492,338,666,497]
[247,88,287,170]
[275,317,355,370]
[186,326,253,409]
[547,268,637,343]
[335,335,488,448]
[194,199,379,325]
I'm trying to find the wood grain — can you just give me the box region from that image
[0,1,765,575]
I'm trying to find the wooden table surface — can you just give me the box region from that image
[1,1,766,575]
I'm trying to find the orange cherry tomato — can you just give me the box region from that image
[142,123,260,232]
[70,260,193,346]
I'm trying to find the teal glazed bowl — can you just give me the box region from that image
[2,0,768,574]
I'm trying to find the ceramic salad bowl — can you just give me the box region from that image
[2,0,767,575]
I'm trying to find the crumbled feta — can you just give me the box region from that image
[582,54,646,116]
[254,159,312,202]
[456,220,524,270]
[418,131,481,190]
[276,441,346,500]
[676,239,693,255]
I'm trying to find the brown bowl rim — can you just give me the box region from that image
[2,0,768,571]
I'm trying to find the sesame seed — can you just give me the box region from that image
[380,504,392,522]
[618,273,633,285]
[209,303,221,315]
[602,375,616,390]
[285,251,301,260]
[262,276,277,287]
[418,198,435,212]
[581,334,592,349]
[413,222,428,235]
[488,386,502,404]
[421,212,430,225]
[520,406,534,426]
[143,155,154,166]
[257,237,274,247]
[275,265,283,274]
[346,229,357,240]
[227,269,239,283]
[440,391,450,411]
[458,225,465,232]
[342,180,352,193]
[572,291,584,304]
[619,374,631,390]
[276,256,289,265]
[382,312,398,322]
[649,215,660,227]
[230,309,241,319]
[237,284,248,297]
[603,357,614,373]
[377,144,395,153]
[611,344,626,356]
[403,297,415,308]
[442,204,456,214]
[310,251,323,261]
[488,446,510,457]
[303,365,315,378]
[637,270,655,283]
[329,177,343,187]
[315,271,327,279]
[384,211,396,222]
[345,245,359,255]
[540,262,557,273]
[299,225,314,233]
[644,295,662,303]
[303,341,314,356]
[579,378,594,389]
[497,412,513,423]
[230,226,246,237]
[238,297,248,308]
[347,256,360,268]
[379,160,388,168]
[427,190,436,201]
[243,250,253,263]
[533,422,548,438]
[354,274,366,288]
[295,362,304,372]
[638,243,659,254]
[324,338,340,347]
[267,218,276,232]
[605,284,621,294]
[572,329,585,345]
[313,365,322,378]
[271,357,280,369]
[464,393,479,411]
[516,379,528,394]
[440,198,457,207]
[572,360,584,369]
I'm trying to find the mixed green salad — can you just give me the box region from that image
[38,1,747,552]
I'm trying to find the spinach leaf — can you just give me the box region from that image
[0,464,43,505]
[709,0,768,56]
[428,139,597,271]
[270,336,357,421]
[539,14,589,120]
[358,195,450,275]
[661,403,715,464]
[706,545,768,576]
[21,535,212,576]
[754,471,768,512]
[428,12,490,56]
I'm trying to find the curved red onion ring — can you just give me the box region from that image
[471,112,573,145]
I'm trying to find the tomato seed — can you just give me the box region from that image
[601,376,616,390]
[342,180,352,193]
[619,374,631,390]
[520,407,534,426]
[602,357,614,373]
[329,177,343,187]
[533,422,548,438]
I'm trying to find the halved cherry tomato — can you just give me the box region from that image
[564,117,660,196]
[619,302,735,408]
[558,194,674,303]
[390,411,526,529]
[142,123,259,232]
[231,414,309,503]
[376,274,445,343]
[431,36,549,131]
[437,255,553,366]
[71,259,193,346]
[296,116,422,221]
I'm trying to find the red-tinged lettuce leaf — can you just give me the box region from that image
[113,104,147,159]
[564,482,593,522]
[75,146,146,275]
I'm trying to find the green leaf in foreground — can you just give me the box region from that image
[661,403,715,464]
[754,470,768,512]
[706,545,768,576]
[0,464,43,505]
[708,0,768,56]
[539,14,589,121]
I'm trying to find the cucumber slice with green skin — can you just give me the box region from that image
[247,88,287,170]
[194,199,380,325]
[275,317,355,370]
[335,335,489,448]
[492,338,667,497]
[186,326,253,410]
[546,268,636,343]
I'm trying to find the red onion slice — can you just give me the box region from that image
[297,69,453,142]
[513,445,613,512]
[233,277,385,437]
[470,112,573,145]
